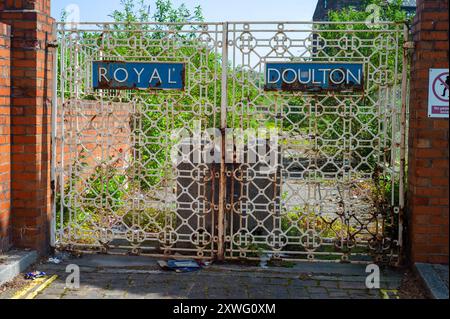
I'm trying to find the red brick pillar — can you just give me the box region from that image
[408,0,449,264]
[0,22,11,252]
[0,0,54,254]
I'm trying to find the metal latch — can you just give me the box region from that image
[47,41,58,48]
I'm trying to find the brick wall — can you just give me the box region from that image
[1,0,131,254]
[56,100,132,186]
[0,0,55,253]
[0,22,11,252]
[408,0,449,264]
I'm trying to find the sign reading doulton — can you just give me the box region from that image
[93,61,185,90]
[428,68,449,118]
[265,62,364,92]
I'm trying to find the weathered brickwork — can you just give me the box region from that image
[408,0,449,264]
[0,22,11,252]
[0,0,54,253]
[56,100,131,186]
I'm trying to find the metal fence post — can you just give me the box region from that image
[398,23,412,260]
[218,22,229,261]
[50,22,58,247]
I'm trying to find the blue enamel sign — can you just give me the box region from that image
[265,62,364,92]
[93,61,185,90]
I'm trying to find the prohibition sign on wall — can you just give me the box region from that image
[428,68,449,118]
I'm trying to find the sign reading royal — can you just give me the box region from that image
[265,62,364,92]
[92,61,185,90]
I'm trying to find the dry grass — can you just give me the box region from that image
[0,274,29,296]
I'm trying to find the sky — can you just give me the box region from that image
[51,0,319,22]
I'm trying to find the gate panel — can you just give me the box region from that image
[225,22,405,263]
[54,21,407,264]
[55,22,224,258]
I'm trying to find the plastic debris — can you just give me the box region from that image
[48,257,62,264]
[54,251,72,260]
[158,259,201,273]
[259,254,270,269]
[157,260,170,270]
[169,260,201,273]
[24,271,46,280]
[199,260,212,267]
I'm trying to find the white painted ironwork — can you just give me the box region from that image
[224,22,406,264]
[53,21,407,264]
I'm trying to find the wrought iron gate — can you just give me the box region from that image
[53,21,408,264]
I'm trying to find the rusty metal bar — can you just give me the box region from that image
[58,25,66,244]
[398,23,411,253]
[50,22,58,247]
[217,22,229,261]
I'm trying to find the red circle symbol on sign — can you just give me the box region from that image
[432,72,449,103]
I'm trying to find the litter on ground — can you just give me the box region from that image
[48,257,62,264]
[24,271,47,280]
[158,259,201,273]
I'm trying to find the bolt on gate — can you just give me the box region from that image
[52,21,409,264]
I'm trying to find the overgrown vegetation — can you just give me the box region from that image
[312,0,410,206]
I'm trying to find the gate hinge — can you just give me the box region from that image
[403,41,414,50]
[47,41,58,48]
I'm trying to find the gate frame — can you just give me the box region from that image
[218,22,229,261]
[50,20,411,264]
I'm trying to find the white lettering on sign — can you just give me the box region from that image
[113,68,128,83]
[149,68,162,84]
[282,69,297,84]
[168,68,177,84]
[133,67,145,83]
[99,67,109,83]
[267,68,281,83]
[330,69,345,84]
[266,67,362,86]
[299,70,311,84]
[93,61,185,90]
[347,69,362,85]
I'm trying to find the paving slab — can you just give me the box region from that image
[69,254,160,269]
[414,263,449,299]
[0,250,37,287]
[0,253,425,299]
